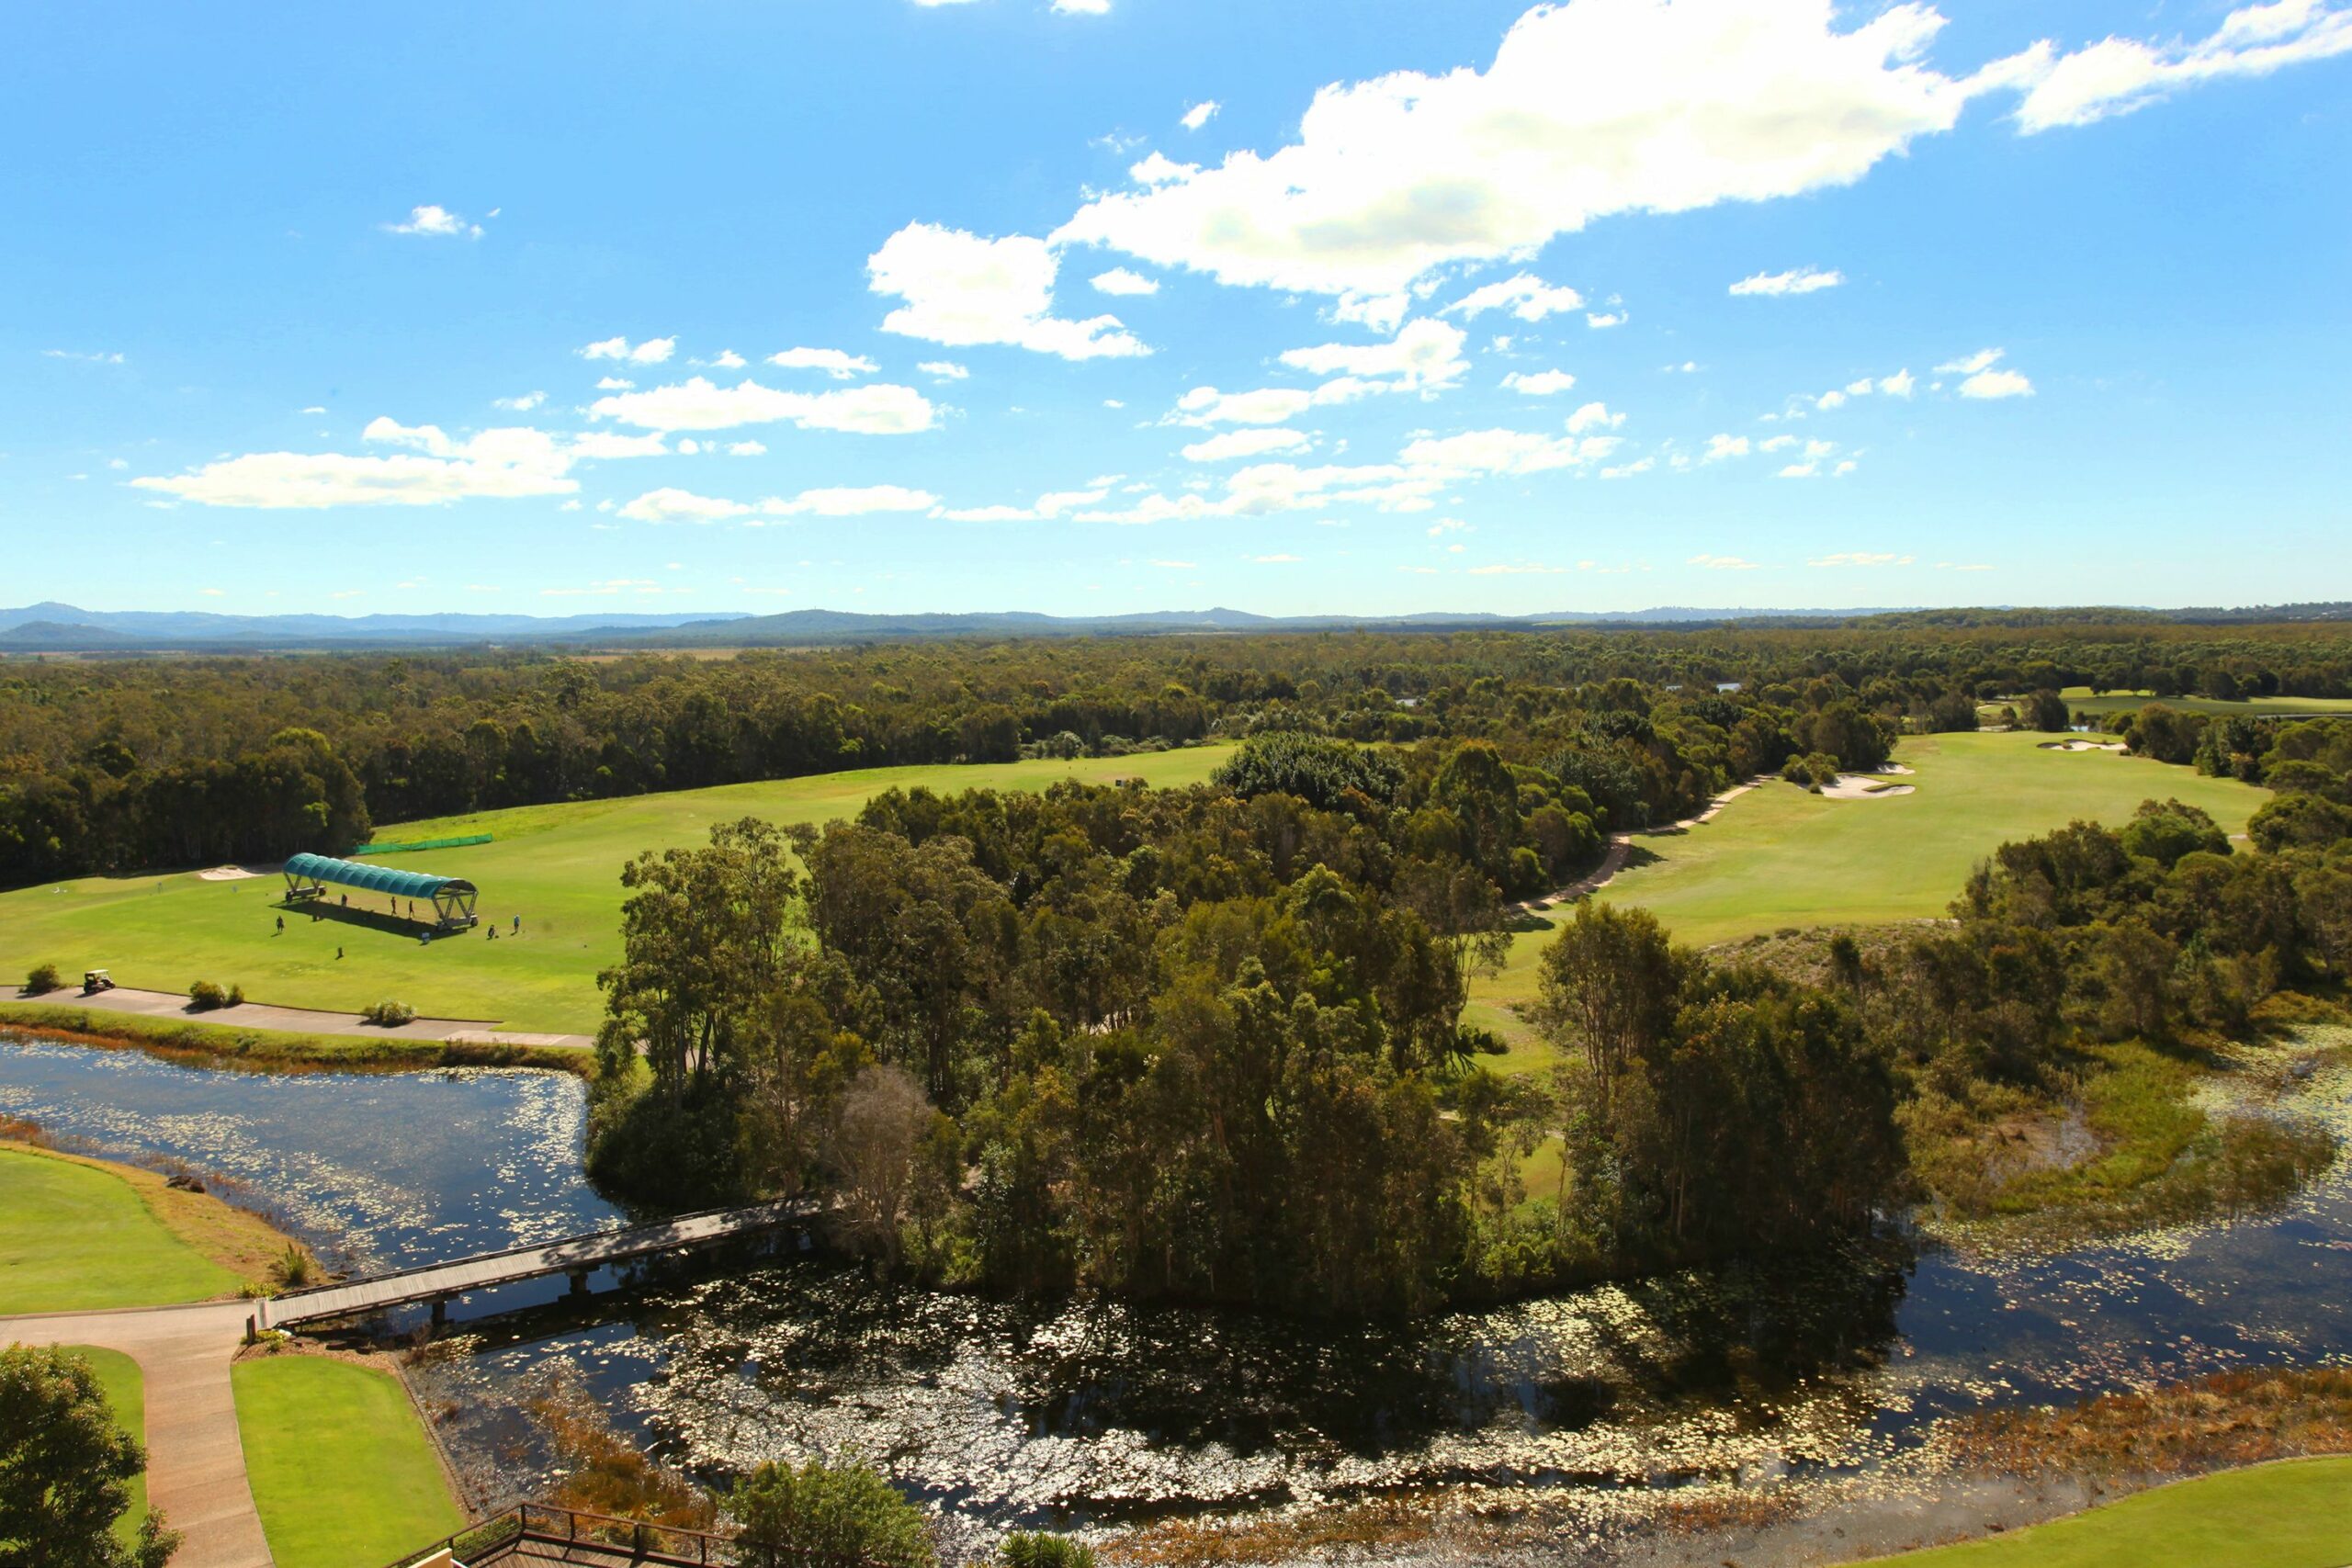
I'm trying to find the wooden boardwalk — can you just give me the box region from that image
[257,1200,815,1330]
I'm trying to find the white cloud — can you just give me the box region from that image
[2009,0,2352,132]
[1173,385,1316,425]
[300,404,326,413]
[1600,456,1655,479]
[1730,265,1844,297]
[1276,317,1468,393]
[868,223,1148,360]
[595,377,635,390]
[43,348,126,364]
[1051,0,1110,13]
[1703,434,1751,462]
[728,440,767,457]
[492,390,547,412]
[936,487,1110,523]
[1585,311,1626,329]
[768,347,879,378]
[1443,274,1585,322]
[133,422,579,509]
[1961,367,2035,399]
[1181,100,1220,130]
[1565,400,1623,434]
[1053,0,1995,300]
[620,488,749,524]
[1879,368,1916,397]
[1182,427,1313,462]
[1502,369,1577,396]
[1399,426,1622,476]
[763,484,939,516]
[710,350,748,369]
[917,360,970,379]
[1091,267,1160,296]
[1778,461,1820,478]
[581,335,676,365]
[589,377,937,434]
[1815,389,1848,412]
[1690,553,1761,570]
[384,204,481,239]
[567,431,671,460]
[1936,347,2005,375]
[1428,517,1470,536]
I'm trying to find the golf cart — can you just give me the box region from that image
[83,968,115,995]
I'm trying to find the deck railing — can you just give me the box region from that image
[383,1499,881,1568]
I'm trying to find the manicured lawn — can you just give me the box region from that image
[2055,687,2352,718]
[1859,1457,2352,1567]
[0,746,1233,1036]
[1468,731,2267,1067]
[0,1144,243,1310]
[72,1345,152,1548]
[233,1355,465,1568]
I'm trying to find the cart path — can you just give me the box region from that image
[2,982,592,1050]
[1,1300,274,1568]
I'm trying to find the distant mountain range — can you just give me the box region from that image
[1,599,2345,652]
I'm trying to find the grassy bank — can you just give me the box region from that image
[1862,1457,2352,1567]
[0,1002,591,1075]
[1468,730,2268,1065]
[233,1353,467,1568]
[0,1138,293,1308]
[0,744,1233,1035]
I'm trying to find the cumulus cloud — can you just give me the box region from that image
[1444,274,1585,322]
[1182,427,1313,462]
[1091,268,1160,296]
[1565,400,1623,434]
[43,348,126,364]
[1051,0,1110,13]
[868,223,1148,360]
[1730,265,1844,296]
[589,377,937,434]
[1586,310,1626,329]
[2008,0,2352,132]
[767,347,878,378]
[710,350,748,369]
[492,390,547,411]
[1879,368,1917,397]
[581,335,676,365]
[132,420,589,509]
[917,360,970,379]
[1939,347,2034,398]
[384,204,481,239]
[1181,100,1221,130]
[1172,385,1317,426]
[619,488,748,524]
[1703,434,1751,462]
[1502,369,1577,396]
[935,488,1111,523]
[1399,426,1622,476]
[1276,317,1468,394]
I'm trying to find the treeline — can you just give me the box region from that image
[585,720,2352,1316]
[6,620,2350,886]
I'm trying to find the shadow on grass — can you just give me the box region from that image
[277,897,452,942]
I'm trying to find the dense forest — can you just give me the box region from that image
[5,619,2350,887]
[582,707,2352,1314]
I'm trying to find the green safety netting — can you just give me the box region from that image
[283,852,475,900]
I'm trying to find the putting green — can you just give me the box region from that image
[1858,1457,2352,1566]
[0,1144,244,1311]
[1469,730,2267,1066]
[0,747,1232,1037]
[233,1355,464,1568]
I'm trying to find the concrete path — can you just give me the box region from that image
[1,1300,273,1568]
[4,982,594,1050]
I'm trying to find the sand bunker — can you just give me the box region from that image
[1820,774,1917,800]
[197,864,266,881]
[2039,739,2126,752]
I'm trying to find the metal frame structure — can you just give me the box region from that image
[281,852,479,930]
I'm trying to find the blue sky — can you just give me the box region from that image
[7,0,2349,617]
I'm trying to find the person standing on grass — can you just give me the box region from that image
[276,915,284,935]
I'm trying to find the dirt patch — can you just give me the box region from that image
[197,863,270,881]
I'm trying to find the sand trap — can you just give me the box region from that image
[2038,739,2126,752]
[197,864,266,881]
[1819,774,1917,800]
[1872,763,1917,775]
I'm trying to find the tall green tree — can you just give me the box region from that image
[0,1346,178,1568]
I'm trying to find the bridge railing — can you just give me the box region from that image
[382,1499,886,1567]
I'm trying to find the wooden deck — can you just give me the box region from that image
[259,1199,815,1329]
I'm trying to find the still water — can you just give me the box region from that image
[4,1035,2347,1538]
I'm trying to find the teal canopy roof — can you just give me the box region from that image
[284,852,474,900]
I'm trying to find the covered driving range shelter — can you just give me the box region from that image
[282,852,480,931]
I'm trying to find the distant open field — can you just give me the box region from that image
[0,747,1233,1037]
[2054,686,2352,717]
[1469,730,2268,1069]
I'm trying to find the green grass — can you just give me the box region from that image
[1469,731,2267,1068]
[2053,686,2352,717]
[69,1346,151,1548]
[0,746,1233,1036]
[0,1144,243,1311]
[233,1355,465,1568]
[1860,1457,2352,1567]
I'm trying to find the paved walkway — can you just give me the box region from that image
[5,982,593,1050]
[1,1300,273,1568]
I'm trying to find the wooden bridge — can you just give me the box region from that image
[257,1199,817,1331]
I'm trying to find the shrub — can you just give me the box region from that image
[23,962,61,995]
[269,1244,314,1290]
[188,979,230,1011]
[729,1460,933,1568]
[360,999,417,1027]
[1002,1534,1098,1568]
[226,983,245,1008]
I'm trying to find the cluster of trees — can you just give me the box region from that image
[0,1344,177,1568]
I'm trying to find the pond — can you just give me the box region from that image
[5,1034,2347,1545]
